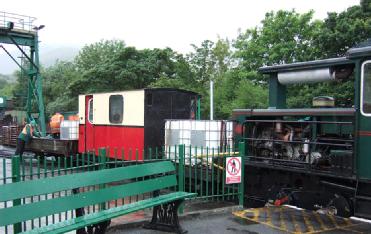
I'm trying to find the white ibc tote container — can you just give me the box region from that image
[60,120,79,140]
[164,120,234,165]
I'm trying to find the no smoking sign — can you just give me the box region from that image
[226,157,241,184]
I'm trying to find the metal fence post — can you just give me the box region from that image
[178,144,185,214]
[98,148,107,211]
[238,142,245,207]
[12,155,22,233]
[99,148,107,170]
[178,145,185,192]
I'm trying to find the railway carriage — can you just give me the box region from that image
[78,88,200,160]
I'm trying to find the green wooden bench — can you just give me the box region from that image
[0,160,196,234]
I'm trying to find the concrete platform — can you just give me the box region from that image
[107,205,371,234]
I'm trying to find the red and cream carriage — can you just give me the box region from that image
[78,88,200,160]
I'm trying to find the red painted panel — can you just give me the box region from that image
[79,125,144,160]
[78,125,85,152]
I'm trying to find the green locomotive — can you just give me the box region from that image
[233,40,371,218]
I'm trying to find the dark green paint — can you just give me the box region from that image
[0,175,178,226]
[0,27,46,135]
[356,57,371,179]
[0,161,176,202]
[11,156,21,234]
[269,74,286,109]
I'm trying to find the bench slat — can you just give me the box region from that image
[0,174,177,226]
[23,192,197,234]
[0,161,175,202]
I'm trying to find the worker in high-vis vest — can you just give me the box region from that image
[15,120,41,157]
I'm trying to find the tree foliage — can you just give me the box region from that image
[234,10,322,72]
[42,61,80,115]
[314,3,371,58]
[2,1,368,120]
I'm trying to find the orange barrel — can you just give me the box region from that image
[50,113,64,134]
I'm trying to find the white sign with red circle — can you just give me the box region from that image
[226,157,241,184]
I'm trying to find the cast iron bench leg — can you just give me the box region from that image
[143,199,187,234]
[73,188,111,234]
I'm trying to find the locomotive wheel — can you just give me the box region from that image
[282,190,351,218]
[328,195,351,218]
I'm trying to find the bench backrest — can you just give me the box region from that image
[0,160,177,227]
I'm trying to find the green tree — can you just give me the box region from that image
[42,61,81,115]
[71,40,187,98]
[11,70,30,110]
[234,10,322,72]
[314,2,371,58]
[187,40,216,85]
[214,70,268,119]
[291,1,371,107]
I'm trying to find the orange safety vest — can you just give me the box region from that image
[22,124,33,136]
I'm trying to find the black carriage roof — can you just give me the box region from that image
[258,39,371,74]
[82,88,200,96]
[144,88,200,96]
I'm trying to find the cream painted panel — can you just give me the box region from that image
[78,95,85,124]
[93,93,110,125]
[92,90,144,126]
[123,90,144,126]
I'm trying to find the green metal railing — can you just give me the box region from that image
[0,143,245,233]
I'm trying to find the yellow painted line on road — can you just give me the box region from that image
[289,208,302,234]
[233,209,290,233]
[266,206,272,226]
[279,207,287,231]
[233,207,363,234]
[302,210,315,233]
[305,223,365,234]
[313,212,326,231]
[328,213,340,229]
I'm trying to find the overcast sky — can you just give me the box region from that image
[1,0,360,53]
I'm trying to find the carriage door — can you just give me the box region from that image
[358,60,371,179]
[85,95,95,152]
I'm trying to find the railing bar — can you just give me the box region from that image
[206,147,209,199]
[243,138,352,147]
[243,120,353,125]
[211,148,215,201]
[188,145,192,193]
[200,146,203,198]
[57,157,61,222]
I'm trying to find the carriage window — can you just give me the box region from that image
[361,61,371,116]
[109,95,123,123]
[88,99,93,123]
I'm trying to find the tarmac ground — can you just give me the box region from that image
[107,205,371,234]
